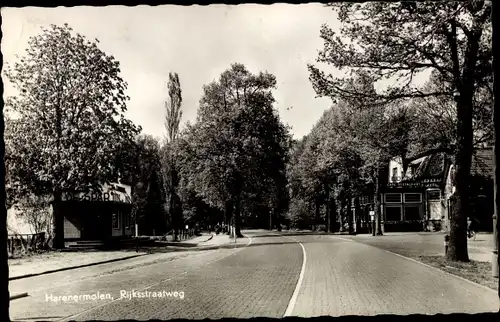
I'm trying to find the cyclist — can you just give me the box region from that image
[467,217,473,238]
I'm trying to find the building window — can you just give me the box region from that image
[404,206,421,220]
[427,190,440,200]
[385,206,402,221]
[391,167,400,182]
[385,193,402,203]
[404,193,422,203]
[124,211,131,229]
[112,213,119,230]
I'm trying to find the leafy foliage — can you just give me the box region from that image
[308,2,492,260]
[176,63,291,234]
[4,24,141,247]
[162,72,184,239]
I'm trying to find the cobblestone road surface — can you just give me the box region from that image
[9,231,499,321]
[290,235,498,316]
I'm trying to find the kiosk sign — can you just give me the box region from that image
[62,183,132,204]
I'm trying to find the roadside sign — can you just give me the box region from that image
[369,211,375,220]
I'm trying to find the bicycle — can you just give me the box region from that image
[467,229,476,240]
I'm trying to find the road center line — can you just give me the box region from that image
[58,235,253,322]
[283,236,307,317]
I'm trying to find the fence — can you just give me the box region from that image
[7,232,51,257]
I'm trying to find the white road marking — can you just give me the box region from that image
[283,235,307,317]
[58,235,253,322]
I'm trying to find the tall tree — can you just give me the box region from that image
[491,0,500,300]
[162,72,183,241]
[308,2,492,261]
[122,134,165,236]
[4,24,140,249]
[1,84,9,321]
[178,63,289,237]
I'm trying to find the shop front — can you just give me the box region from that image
[382,178,445,232]
[62,183,133,242]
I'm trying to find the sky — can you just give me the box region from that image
[1,4,343,140]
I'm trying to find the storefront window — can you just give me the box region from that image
[404,193,422,203]
[385,206,402,221]
[404,206,421,220]
[112,213,119,230]
[385,193,402,203]
[426,190,440,200]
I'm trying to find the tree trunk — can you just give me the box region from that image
[354,196,361,233]
[269,205,272,230]
[234,192,243,238]
[2,139,9,321]
[325,184,330,233]
[347,192,353,234]
[493,0,500,302]
[374,172,383,236]
[447,99,473,261]
[170,194,178,242]
[339,198,345,232]
[330,197,337,233]
[225,200,233,236]
[52,190,65,249]
[315,197,321,231]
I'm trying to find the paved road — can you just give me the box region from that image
[339,232,493,262]
[288,235,498,316]
[9,231,499,321]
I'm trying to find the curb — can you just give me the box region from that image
[331,236,498,295]
[9,254,147,281]
[10,292,29,301]
[166,242,249,252]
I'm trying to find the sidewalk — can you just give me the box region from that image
[9,250,147,280]
[8,233,250,282]
[163,232,250,250]
[201,233,249,247]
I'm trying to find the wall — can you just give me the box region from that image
[388,157,404,183]
[7,208,33,235]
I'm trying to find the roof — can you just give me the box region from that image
[471,147,493,178]
[405,148,453,163]
[406,151,451,181]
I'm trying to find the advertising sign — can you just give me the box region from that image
[62,183,132,204]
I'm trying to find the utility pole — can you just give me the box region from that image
[492,0,500,302]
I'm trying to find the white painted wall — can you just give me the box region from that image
[388,157,404,183]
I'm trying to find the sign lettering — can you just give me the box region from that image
[62,187,131,204]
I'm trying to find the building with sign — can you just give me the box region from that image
[62,182,133,242]
[380,147,494,232]
[382,149,452,232]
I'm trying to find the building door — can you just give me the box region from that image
[82,203,111,240]
[426,190,442,221]
[97,204,112,240]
